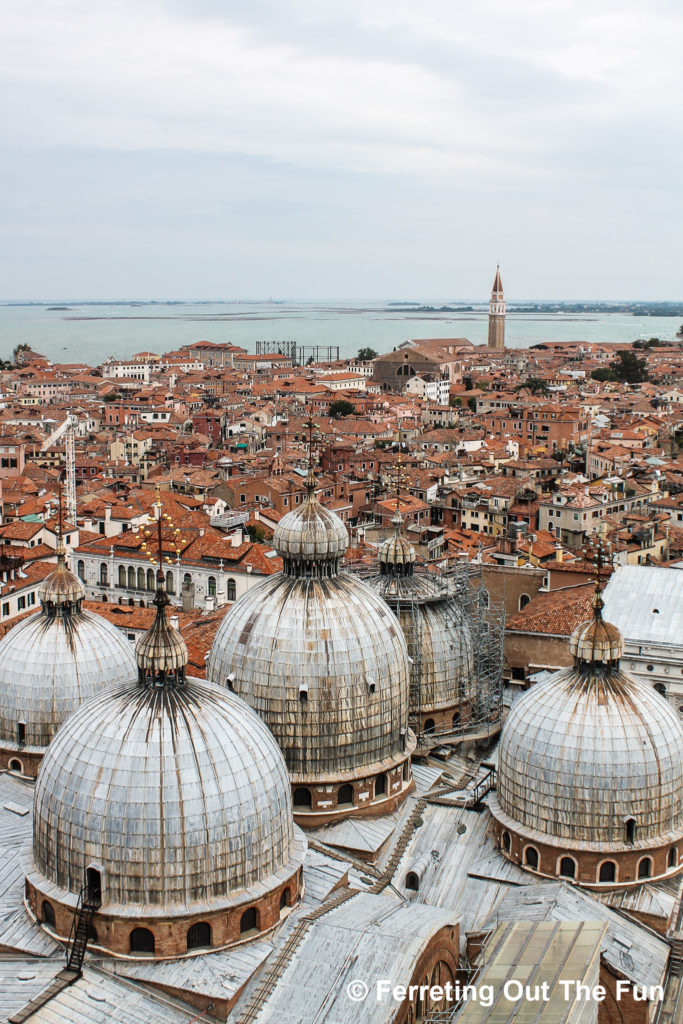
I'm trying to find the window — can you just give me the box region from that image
[293,788,312,809]
[668,847,677,869]
[77,560,85,581]
[299,684,308,703]
[280,888,291,911]
[625,818,636,844]
[423,718,436,734]
[227,578,236,601]
[405,872,420,891]
[337,784,354,807]
[17,596,26,611]
[502,831,511,853]
[637,857,652,879]
[86,868,102,904]
[41,901,56,928]
[1,603,8,617]
[17,723,25,746]
[146,568,155,590]
[137,567,145,589]
[240,907,259,935]
[452,712,461,728]
[375,773,387,797]
[118,565,126,587]
[186,921,212,950]
[524,847,539,870]
[8,758,23,774]
[599,861,616,883]
[99,563,108,586]
[559,857,576,879]
[166,571,174,594]
[129,927,155,954]
[518,593,530,610]
[208,576,217,597]
[127,567,135,588]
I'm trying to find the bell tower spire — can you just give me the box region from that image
[487,264,505,351]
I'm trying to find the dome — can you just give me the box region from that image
[27,677,304,915]
[378,513,416,573]
[207,475,412,793]
[494,599,683,848]
[0,554,137,754]
[274,472,349,573]
[136,587,188,685]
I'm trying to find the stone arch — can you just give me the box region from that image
[598,860,617,883]
[637,856,652,879]
[8,758,23,774]
[41,900,56,928]
[375,773,388,797]
[129,927,155,954]
[559,856,577,880]
[293,787,312,810]
[518,593,530,610]
[186,921,212,950]
[240,907,259,935]
[405,871,420,891]
[523,845,539,870]
[337,783,354,807]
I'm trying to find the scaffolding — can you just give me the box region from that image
[349,556,505,747]
[255,340,340,366]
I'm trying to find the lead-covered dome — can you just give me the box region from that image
[27,678,304,912]
[491,594,683,874]
[0,550,136,770]
[25,550,305,958]
[207,474,413,818]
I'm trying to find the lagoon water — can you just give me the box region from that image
[0,301,680,364]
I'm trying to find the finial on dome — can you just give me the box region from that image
[378,454,415,576]
[569,538,622,666]
[304,416,319,496]
[135,485,187,687]
[39,483,85,613]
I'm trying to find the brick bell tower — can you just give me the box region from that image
[487,264,505,351]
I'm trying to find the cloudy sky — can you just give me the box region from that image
[1,0,682,300]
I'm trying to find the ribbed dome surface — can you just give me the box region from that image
[497,666,683,845]
[569,616,624,663]
[379,532,416,569]
[29,678,304,913]
[207,572,410,777]
[38,561,85,606]
[0,608,137,749]
[394,600,473,712]
[274,498,349,565]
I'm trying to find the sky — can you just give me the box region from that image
[1,0,682,301]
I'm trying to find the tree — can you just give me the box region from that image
[247,523,267,543]
[612,349,649,383]
[590,368,618,382]
[12,343,33,367]
[463,375,474,391]
[467,396,477,412]
[357,347,378,361]
[516,377,550,395]
[449,396,462,407]
[329,399,355,418]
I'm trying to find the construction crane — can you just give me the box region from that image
[41,412,78,525]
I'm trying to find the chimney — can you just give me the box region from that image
[231,532,241,548]
[205,595,215,612]
[170,614,180,630]
[555,541,563,563]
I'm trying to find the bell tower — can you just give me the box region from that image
[488,264,505,351]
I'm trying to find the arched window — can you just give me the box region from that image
[129,927,155,954]
[88,925,98,943]
[240,907,259,935]
[137,567,145,589]
[452,712,461,729]
[423,718,436,734]
[187,921,212,950]
[99,563,108,586]
[338,784,354,807]
[280,888,291,910]
[118,565,126,586]
[524,847,539,870]
[8,758,23,773]
[638,857,652,879]
[668,847,678,869]
[405,872,420,891]
[127,566,135,588]
[502,831,511,852]
[559,857,576,879]
[183,573,192,588]
[625,818,636,844]
[208,576,217,597]
[166,571,174,594]
[41,901,56,928]
[375,773,387,797]
[293,788,312,809]
[86,867,102,904]
[519,593,530,610]
[599,861,616,883]
[147,568,155,590]
[227,578,236,601]
[77,560,85,581]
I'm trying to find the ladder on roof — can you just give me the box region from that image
[65,884,101,973]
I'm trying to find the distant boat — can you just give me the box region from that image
[47,306,72,311]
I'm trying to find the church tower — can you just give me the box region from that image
[487,264,505,351]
